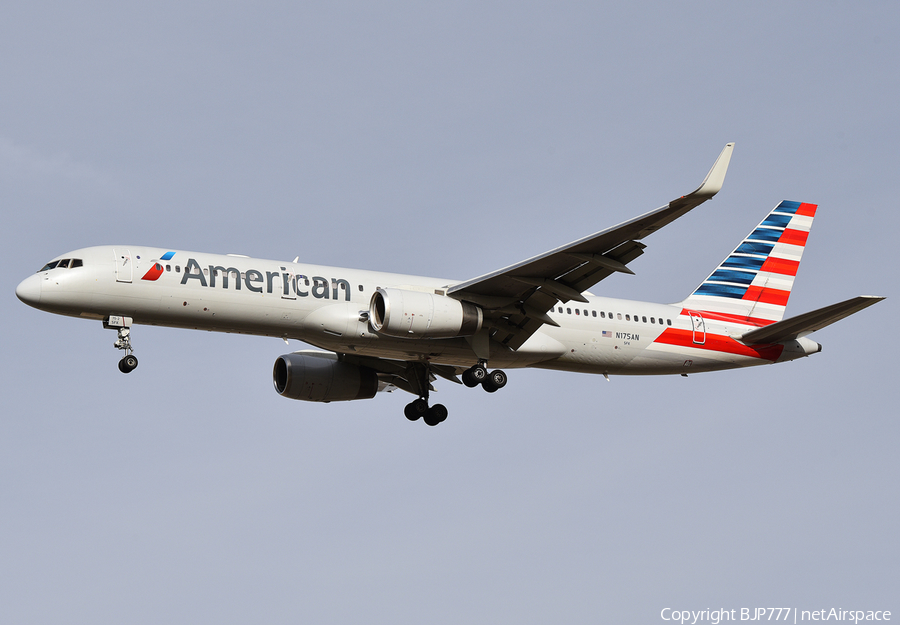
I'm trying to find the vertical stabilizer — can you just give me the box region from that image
[679,201,817,325]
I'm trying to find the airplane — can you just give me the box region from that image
[15,143,884,426]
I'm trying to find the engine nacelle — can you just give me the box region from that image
[368,288,482,339]
[273,352,378,402]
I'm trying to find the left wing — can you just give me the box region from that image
[447,143,735,349]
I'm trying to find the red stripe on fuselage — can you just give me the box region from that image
[654,328,784,361]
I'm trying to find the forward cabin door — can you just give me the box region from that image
[114,249,133,283]
[689,311,706,345]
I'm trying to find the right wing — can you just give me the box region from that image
[448,143,735,349]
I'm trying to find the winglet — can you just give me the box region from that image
[689,142,734,200]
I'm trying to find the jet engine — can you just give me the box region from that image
[368,288,482,339]
[273,352,378,402]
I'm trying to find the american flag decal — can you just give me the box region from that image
[602,330,613,338]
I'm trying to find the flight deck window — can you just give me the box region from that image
[39,261,59,271]
[57,259,70,268]
[70,259,83,268]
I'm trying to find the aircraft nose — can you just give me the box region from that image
[15,274,42,307]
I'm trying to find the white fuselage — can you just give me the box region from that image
[16,245,820,377]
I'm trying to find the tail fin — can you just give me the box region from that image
[679,200,817,325]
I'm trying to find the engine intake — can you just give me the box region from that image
[273,352,378,402]
[369,288,482,339]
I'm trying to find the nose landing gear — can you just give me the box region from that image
[105,316,138,374]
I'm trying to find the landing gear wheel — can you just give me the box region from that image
[404,398,429,421]
[482,369,507,393]
[462,364,487,387]
[423,403,448,426]
[118,354,138,374]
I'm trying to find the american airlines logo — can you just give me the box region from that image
[144,254,353,301]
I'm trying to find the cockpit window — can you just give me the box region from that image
[37,258,83,272]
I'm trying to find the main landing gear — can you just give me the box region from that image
[105,316,139,374]
[404,398,448,427]
[403,361,507,427]
[461,361,507,393]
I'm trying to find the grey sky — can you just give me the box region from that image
[2,2,896,623]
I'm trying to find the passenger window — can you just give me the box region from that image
[617,313,622,320]
[625,314,630,321]
[575,309,580,315]
[600,312,605,319]
[650,317,655,324]
[358,285,364,292]
[592,310,597,317]
[642,316,647,323]
[567,308,572,314]
[176,266,181,272]
[667,319,672,326]
[166,264,171,271]
[558,307,563,313]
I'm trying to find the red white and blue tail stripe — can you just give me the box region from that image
[679,200,817,325]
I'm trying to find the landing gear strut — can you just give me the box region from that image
[105,316,138,374]
[462,361,507,393]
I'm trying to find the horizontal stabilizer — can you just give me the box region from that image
[740,295,885,345]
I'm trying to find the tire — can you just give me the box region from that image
[462,369,479,388]
[405,398,428,421]
[488,369,507,389]
[428,403,448,424]
[123,354,139,371]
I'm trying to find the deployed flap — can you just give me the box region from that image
[448,143,734,349]
[740,295,885,345]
